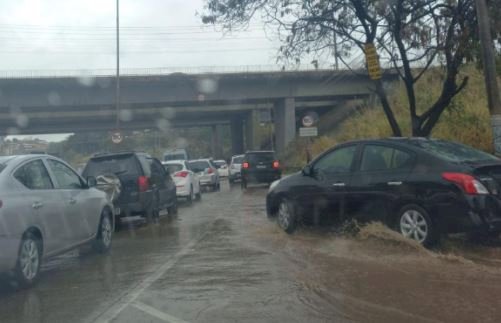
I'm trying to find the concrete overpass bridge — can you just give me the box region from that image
[0,69,397,155]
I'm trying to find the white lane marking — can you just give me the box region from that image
[131,301,190,323]
[92,227,211,323]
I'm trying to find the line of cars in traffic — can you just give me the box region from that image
[0,149,234,288]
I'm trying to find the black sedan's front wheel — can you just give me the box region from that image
[277,199,298,234]
[397,204,438,247]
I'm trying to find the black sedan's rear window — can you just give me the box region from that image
[411,140,498,163]
[83,155,140,177]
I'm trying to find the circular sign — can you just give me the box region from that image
[111,131,123,144]
[302,115,315,127]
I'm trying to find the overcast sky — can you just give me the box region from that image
[0,0,333,142]
[0,0,286,71]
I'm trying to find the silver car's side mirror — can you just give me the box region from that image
[87,176,97,188]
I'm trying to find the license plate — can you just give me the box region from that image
[257,165,267,169]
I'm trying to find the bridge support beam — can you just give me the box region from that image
[211,125,223,158]
[274,97,296,154]
[245,110,258,151]
[230,118,244,155]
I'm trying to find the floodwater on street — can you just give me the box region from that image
[3,181,501,322]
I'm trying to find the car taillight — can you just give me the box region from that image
[138,176,149,192]
[442,172,489,195]
[175,171,189,178]
[272,160,280,169]
[207,168,214,174]
[242,162,249,169]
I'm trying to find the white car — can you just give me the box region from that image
[229,154,244,183]
[214,160,229,177]
[162,160,201,203]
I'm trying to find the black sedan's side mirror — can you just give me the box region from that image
[87,176,97,188]
[302,165,313,176]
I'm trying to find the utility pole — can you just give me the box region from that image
[115,0,121,131]
[333,32,339,70]
[475,0,501,154]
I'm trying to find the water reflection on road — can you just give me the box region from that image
[2,180,501,322]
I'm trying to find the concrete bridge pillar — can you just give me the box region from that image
[245,110,258,151]
[230,118,244,156]
[274,97,296,154]
[211,125,223,158]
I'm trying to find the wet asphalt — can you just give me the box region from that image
[3,180,501,322]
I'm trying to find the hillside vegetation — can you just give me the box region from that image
[283,67,493,171]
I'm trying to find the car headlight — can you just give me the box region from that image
[269,179,280,192]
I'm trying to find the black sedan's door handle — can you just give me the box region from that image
[332,182,346,187]
[387,181,403,186]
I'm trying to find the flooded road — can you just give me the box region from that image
[2,181,501,322]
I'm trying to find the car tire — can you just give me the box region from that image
[216,182,221,191]
[93,210,113,253]
[277,199,298,234]
[397,204,438,247]
[15,232,42,288]
[187,185,194,205]
[168,198,178,215]
[195,188,202,201]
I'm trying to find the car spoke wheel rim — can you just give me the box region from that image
[400,210,428,243]
[101,216,112,247]
[20,239,39,280]
[278,202,291,229]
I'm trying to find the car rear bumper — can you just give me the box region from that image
[174,179,191,197]
[437,195,501,233]
[115,191,153,217]
[200,175,217,186]
[242,170,281,183]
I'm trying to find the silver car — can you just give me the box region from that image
[0,154,114,287]
[188,159,220,191]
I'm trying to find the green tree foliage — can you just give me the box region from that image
[202,0,496,137]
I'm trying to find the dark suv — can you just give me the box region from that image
[82,152,177,224]
[241,151,281,188]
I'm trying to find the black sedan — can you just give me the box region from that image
[266,138,501,247]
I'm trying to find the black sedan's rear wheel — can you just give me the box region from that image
[277,199,298,234]
[397,204,438,247]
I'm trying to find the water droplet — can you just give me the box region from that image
[175,137,188,148]
[198,78,218,94]
[156,119,170,132]
[161,108,176,119]
[119,109,133,122]
[77,75,96,87]
[16,114,29,128]
[47,92,61,106]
